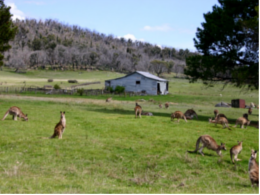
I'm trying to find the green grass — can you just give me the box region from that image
[0,69,259,193]
[0,96,258,193]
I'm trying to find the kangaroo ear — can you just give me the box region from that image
[63,111,65,114]
[26,114,28,116]
[255,150,257,153]
[60,111,62,113]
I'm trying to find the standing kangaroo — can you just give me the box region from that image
[2,106,28,121]
[165,102,169,109]
[171,111,187,123]
[234,117,250,129]
[209,113,231,130]
[214,109,219,118]
[134,103,142,118]
[248,150,259,187]
[248,108,252,115]
[50,111,66,139]
[230,141,243,163]
[184,109,198,120]
[187,135,226,156]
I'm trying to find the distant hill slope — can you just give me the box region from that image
[4,19,198,73]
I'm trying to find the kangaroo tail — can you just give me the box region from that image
[49,133,56,139]
[187,137,200,153]
[230,149,233,162]
[1,110,9,120]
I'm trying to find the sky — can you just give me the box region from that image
[5,0,220,52]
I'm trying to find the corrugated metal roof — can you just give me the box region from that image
[105,71,168,82]
[136,71,168,82]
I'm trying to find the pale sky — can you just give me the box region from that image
[5,0,220,51]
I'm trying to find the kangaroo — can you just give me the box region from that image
[50,111,66,139]
[214,109,219,118]
[135,103,142,118]
[234,117,250,129]
[248,108,252,115]
[2,106,28,121]
[184,109,198,120]
[210,113,230,130]
[106,97,112,102]
[171,111,187,123]
[159,104,162,108]
[248,150,259,187]
[230,141,243,163]
[165,102,169,109]
[187,135,226,156]
[243,113,249,120]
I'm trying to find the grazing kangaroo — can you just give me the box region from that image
[2,106,28,121]
[50,111,66,139]
[106,97,112,102]
[135,103,142,118]
[184,109,198,120]
[214,109,219,118]
[171,111,187,123]
[230,141,243,163]
[234,117,250,129]
[248,150,259,187]
[187,135,226,156]
[165,102,169,109]
[248,108,252,115]
[209,113,231,130]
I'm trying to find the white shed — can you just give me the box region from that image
[105,71,169,95]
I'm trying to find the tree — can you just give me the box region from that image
[150,59,168,77]
[0,0,18,67]
[185,0,259,89]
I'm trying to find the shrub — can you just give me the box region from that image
[114,86,125,93]
[68,80,78,83]
[77,88,84,96]
[106,86,114,93]
[54,84,61,89]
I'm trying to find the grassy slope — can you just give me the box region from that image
[0,69,259,193]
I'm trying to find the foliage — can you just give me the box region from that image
[150,60,168,77]
[53,84,61,89]
[0,0,17,66]
[106,86,114,93]
[77,88,84,96]
[114,85,125,93]
[185,0,259,89]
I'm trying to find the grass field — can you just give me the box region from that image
[0,69,259,193]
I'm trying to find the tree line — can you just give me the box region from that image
[3,18,198,76]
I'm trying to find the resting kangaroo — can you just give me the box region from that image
[184,109,198,120]
[106,97,112,102]
[171,111,187,123]
[2,106,28,121]
[134,103,142,118]
[50,111,66,139]
[230,141,243,163]
[187,135,226,156]
[248,150,259,187]
[234,117,250,129]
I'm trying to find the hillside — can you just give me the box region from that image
[3,19,198,73]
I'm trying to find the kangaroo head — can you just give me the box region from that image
[237,140,243,145]
[220,143,226,151]
[251,149,257,159]
[23,114,28,121]
[60,111,65,118]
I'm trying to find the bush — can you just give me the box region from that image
[54,84,61,89]
[114,86,125,93]
[106,86,114,93]
[77,88,84,96]
[68,80,78,83]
